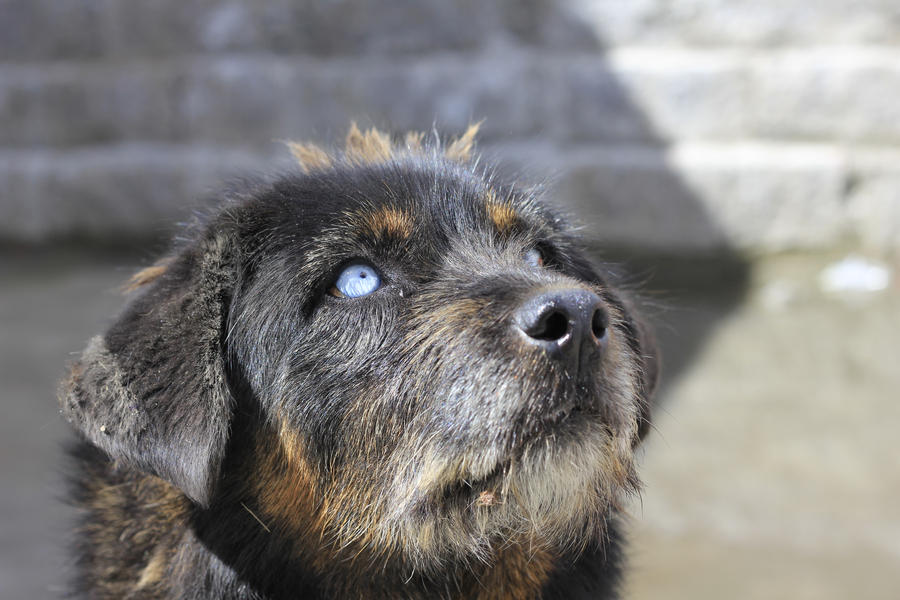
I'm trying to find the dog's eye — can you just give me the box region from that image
[331,263,382,298]
[524,248,544,268]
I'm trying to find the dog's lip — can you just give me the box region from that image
[448,404,591,500]
[514,399,589,447]
[543,399,580,427]
[465,398,592,480]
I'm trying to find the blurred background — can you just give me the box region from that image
[1,1,898,598]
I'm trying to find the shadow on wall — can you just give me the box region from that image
[0,1,750,598]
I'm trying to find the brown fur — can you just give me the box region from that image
[486,194,520,234]
[286,142,334,173]
[123,260,171,293]
[444,122,482,163]
[79,469,188,598]
[475,542,555,600]
[361,205,415,241]
[286,123,481,173]
[345,123,393,164]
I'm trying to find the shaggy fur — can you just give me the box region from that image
[60,125,658,599]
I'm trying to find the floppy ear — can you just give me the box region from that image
[61,231,237,507]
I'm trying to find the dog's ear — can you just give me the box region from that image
[61,230,237,507]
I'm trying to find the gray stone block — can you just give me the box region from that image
[3,0,900,61]
[241,0,494,56]
[1,55,552,147]
[0,51,752,149]
[171,55,551,144]
[3,141,898,253]
[0,63,181,147]
[22,49,900,152]
[748,50,900,143]
[552,0,900,46]
[547,52,747,143]
[846,150,900,251]
[0,0,500,60]
[0,145,289,242]
[0,0,111,60]
[491,141,850,253]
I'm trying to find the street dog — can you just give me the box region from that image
[60,124,658,599]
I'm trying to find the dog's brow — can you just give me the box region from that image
[358,205,414,241]
[484,191,520,234]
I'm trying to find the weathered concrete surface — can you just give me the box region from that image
[627,251,900,599]
[0,250,896,598]
[2,1,900,253]
[3,0,900,60]
[0,251,130,599]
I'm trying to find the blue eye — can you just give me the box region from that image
[332,263,382,298]
[524,248,544,268]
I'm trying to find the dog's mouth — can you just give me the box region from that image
[438,461,508,509]
[437,395,603,508]
[515,384,603,448]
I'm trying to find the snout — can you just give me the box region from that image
[513,288,608,371]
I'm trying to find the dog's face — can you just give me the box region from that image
[63,126,657,573]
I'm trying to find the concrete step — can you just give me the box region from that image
[3,50,900,148]
[3,141,898,252]
[3,0,899,62]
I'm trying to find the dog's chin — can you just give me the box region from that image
[395,413,637,562]
[473,412,635,508]
[464,384,630,486]
[371,379,642,566]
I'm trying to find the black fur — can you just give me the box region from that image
[61,138,658,599]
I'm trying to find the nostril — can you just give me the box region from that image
[515,290,605,354]
[591,308,608,341]
[529,310,570,342]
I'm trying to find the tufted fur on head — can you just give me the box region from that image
[286,121,482,174]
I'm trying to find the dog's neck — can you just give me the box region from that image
[192,503,560,599]
[71,437,624,599]
[190,498,623,600]
[186,425,569,599]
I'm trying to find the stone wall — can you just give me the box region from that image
[2,0,898,253]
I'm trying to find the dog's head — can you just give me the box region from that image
[62,125,657,570]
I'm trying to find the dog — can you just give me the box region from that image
[60,124,658,599]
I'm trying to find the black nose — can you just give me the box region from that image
[514,289,608,363]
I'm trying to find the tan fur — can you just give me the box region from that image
[135,545,169,590]
[404,130,425,152]
[284,123,481,173]
[475,541,554,600]
[256,419,410,585]
[123,261,170,293]
[361,205,414,240]
[345,123,394,165]
[444,122,482,163]
[255,420,322,542]
[286,142,333,173]
[81,474,188,598]
[485,193,519,234]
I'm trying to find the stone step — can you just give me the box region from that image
[3,50,900,149]
[3,141,898,252]
[3,0,898,61]
[0,144,286,243]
